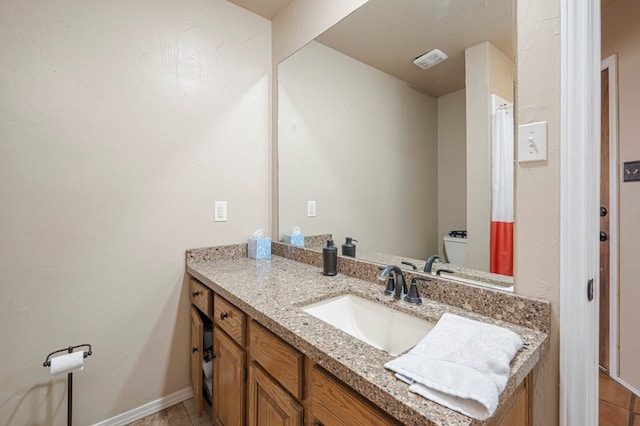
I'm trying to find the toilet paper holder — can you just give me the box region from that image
[43,343,92,367]
[43,344,92,426]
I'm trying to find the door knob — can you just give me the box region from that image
[192,347,198,353]
[600,231,608,241]
[600,207,608,217]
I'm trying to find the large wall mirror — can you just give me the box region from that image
[277,0,515,290]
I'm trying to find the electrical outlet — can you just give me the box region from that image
[214,201,227,222]
[623,161,640,182]
[307,200,316,217]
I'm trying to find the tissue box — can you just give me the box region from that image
[283,234,305,247]
[248,237,271,259]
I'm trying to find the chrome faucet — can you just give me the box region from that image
[424,255,442,274]
[377,265,407,300]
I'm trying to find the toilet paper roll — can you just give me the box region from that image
[50,351,84,376]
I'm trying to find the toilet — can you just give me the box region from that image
[443,234,467,266]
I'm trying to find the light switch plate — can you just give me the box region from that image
[518,121,547,163]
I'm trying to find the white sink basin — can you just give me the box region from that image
[301,294,436,356]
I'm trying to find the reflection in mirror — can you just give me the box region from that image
[277,0,515,290]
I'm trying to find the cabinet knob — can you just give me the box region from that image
[220,311,229,321]
[191,291,202,298]
[192,347,198,354]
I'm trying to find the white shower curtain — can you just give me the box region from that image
[490,104,514,276]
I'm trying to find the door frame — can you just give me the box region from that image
[559,0,601,424]
[600,54,620,380]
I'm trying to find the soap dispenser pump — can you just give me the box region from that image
[323,240,337,276]
[341,237,357,257]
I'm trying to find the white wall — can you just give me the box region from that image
[278,41,438,258]
[270,0,369,235]
[272,0,368,64]
[602,0,640,392]
[0,0,271,424]
[465,41,513,272]
[515,0,561,424]
[437,89,467,258]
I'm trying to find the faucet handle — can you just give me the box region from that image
[436,269,455,276]
[378,265,398,296]
[383,274,396,295]
[401,261,417,271]
[405,276,427,305]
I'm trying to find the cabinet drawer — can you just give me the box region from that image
[249,320,303,400]
[214,294,246,346]
[190,278,212,317]
[310,365,400,425]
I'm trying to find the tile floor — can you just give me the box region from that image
[127,398,212,426]
[599,370,640,426]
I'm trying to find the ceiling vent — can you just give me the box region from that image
[413,49,448,70]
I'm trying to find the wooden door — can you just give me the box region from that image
[600,67,611,371]
[213,328,246,426]
[191,306,204,417]
[247,361,303,426]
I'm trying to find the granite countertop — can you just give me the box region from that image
[186,249,549,426]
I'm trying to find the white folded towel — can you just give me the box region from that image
[384,313,523,420]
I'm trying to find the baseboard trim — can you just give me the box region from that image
[93,387,193,426]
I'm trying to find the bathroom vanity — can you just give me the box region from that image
[186,244,550,425]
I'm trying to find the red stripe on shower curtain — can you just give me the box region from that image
[491,98,514,277]
[490,221,513,276]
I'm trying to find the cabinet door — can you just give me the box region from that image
[487,375,530,426]
[213,327,246,426]
[497,388,527,426]
[310,365,400,425]
[191,306,204,417]
[247,361,303,426]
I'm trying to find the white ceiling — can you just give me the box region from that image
[228,0,514,97]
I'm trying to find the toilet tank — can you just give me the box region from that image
[443,236,467,266]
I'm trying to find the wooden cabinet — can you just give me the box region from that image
[213,326,246,426]
[309,365,401,426]
[191,278,213,318]
[248,319,304,425]
[214,294,246,346]
[487,376,530,426]
[190,307,205,417]
[247,361,303,426]
[188,276,532,426]
[249,320,303,400]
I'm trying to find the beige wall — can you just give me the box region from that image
[271,0,369,235]
[272,0,368,64]
[437,89,467,258]
[0,0,271,424]
[278,41,438,258]
[465,42,514,271]
[602,0,640,391]
[515,0,561,425]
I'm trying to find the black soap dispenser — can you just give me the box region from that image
[322,240,337,276]
[341,237,357,257]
